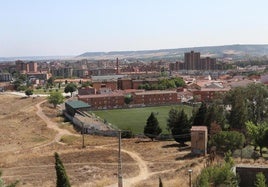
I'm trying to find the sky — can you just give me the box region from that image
[1,0,268,57]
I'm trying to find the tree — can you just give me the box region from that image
[64,83,77,97]
[209,122,222,137]
[223,84,268,132]
[81,81,92,87]
[209,131,245,152]
[245,84,268,124]
[47,92,64,108]
[159,177,163,187]
[196,152,238,187]
[205,103,227,130]
[47,77,55,86]
[54,152,71,187]
[172,77,185,87]
[171,109,191,145]
[144,112,162,141]
[245,121,268,157]
[192,102,207,126]
[25,89,33,97]
[254,172,267,187]
[224,87,248,131]
[124,94,133,105]
[166,108,178,132]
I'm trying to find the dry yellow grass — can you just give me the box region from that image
[0,94,206,187]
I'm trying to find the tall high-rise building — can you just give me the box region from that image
[15,60,29,73]
[184,51,201,70]
[28,61,38,72]
[15,60,38,73]
[200,57,216,70]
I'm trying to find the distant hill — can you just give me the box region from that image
[78,44,268,60]
[0,56,74,62]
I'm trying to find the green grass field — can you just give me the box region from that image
[92,105,193,134]
[33,87,65,94]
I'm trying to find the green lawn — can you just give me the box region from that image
[92,105,193,134]
[33,87,65,94]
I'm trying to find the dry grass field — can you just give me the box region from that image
[0,93,207,187]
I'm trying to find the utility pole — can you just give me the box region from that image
[82,122,85,148]
[118,130,123,187]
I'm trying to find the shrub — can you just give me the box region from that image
[209,131,245,152]
[121,130,133,139]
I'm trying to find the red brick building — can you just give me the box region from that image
[118,78,132,90]
[133,90,179,106]
[78,89,181,110]
[78,93,125,110]
[78,86,96,95]
[190,88,230,102]
[92,80,118,92]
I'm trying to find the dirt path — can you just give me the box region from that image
[35,100,79,144]
[105,146,149,187]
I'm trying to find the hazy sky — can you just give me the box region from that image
[1,0,268,57]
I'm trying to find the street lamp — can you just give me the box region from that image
[82,122,85,148]
[188,169,192,187]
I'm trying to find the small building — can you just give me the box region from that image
[236,165,268,187]
[65,100,91,116]
[191,126,208,156]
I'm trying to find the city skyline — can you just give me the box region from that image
[1,0,268,57]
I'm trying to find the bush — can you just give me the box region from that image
[121,130,133,139]
[36,85,42,89]
[196,156,238,187]
[209,131,245,152]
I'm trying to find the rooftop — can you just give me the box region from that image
[191,126,207,131]
[65,100,91,109]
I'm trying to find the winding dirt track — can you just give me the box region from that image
[35,100,79,143]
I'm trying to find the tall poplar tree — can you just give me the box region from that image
[55,152,71,187]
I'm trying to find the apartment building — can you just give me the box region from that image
[184,51,201,70]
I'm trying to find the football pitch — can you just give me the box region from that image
[92,105,193,134]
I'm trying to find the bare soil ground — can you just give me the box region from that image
[0,93,207,187]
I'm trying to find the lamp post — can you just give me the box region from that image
[188,169,192,187]
[82,122,85,148]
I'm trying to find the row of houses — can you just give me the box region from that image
[77,73,265,110]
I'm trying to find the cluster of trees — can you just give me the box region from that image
[246,121,268,157]
[12,73,27,91]
[46,82,78,108]
[144,83,268,156]
[197,151,268,187]
[138,77,185,90]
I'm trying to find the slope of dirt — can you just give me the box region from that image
[0,93,207,187]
